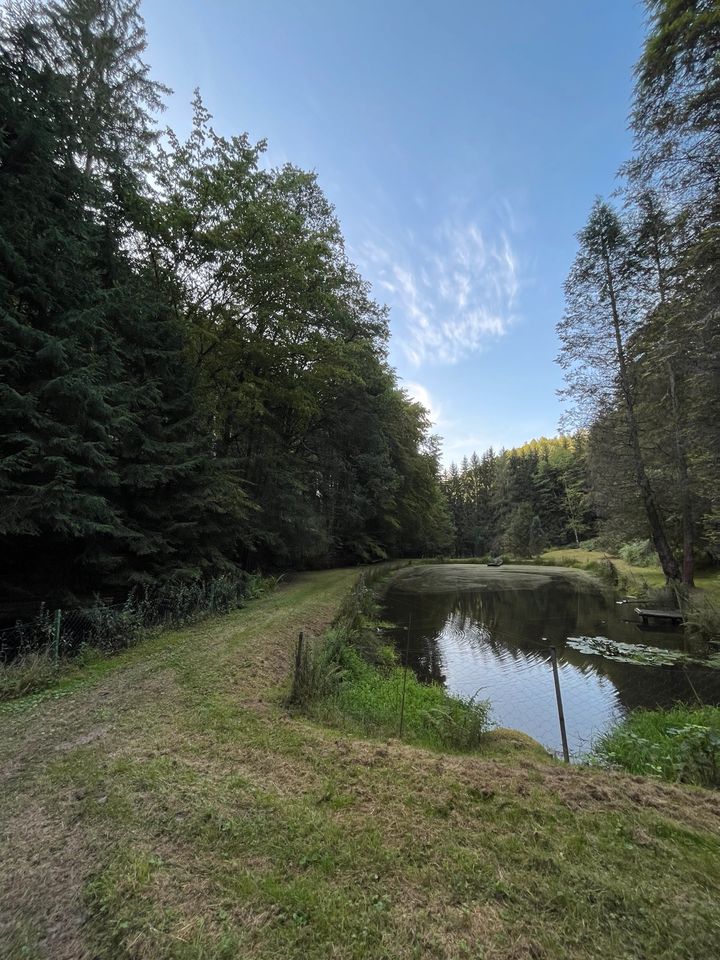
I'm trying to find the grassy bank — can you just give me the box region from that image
[594,705,720,788]
[0,574,273,703]
[289,567,498,752]
[2,567,720,959]
[541,547,720,601]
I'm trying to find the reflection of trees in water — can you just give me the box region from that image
[383,582,720,713]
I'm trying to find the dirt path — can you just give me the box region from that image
[2,567,719,960]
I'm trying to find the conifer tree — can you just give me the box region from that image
[558,200,681,582]
[0,20,120,598]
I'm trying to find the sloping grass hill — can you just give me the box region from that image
[1,568,719,960]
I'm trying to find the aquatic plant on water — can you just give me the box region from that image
[566,635,720,669]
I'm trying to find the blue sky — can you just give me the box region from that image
[142,0,646,465]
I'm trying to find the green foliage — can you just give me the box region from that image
[618,539,656,567]
[0,571,264,700]
[325,647,491,751]
[503,503,534,557]
[288,630,346,707]
[555,1,720,587]
[422,692,492,751]
[594,705,720,788]
[443,434,595,558]
[683,593,720,644]
[82,598,146,653]
[0,2,451,607]
[290,570,492,752]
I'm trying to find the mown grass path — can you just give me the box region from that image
[1,568,720,960]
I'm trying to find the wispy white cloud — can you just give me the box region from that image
[360,217,519,367]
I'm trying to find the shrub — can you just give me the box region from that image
[3,604,56,658]
[83,596,146,653]
[619,539,656,567]
[0,571,270,701]
[593,705,720,788]
[683,593,720,643]
[587,557,620,587]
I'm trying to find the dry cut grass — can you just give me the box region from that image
[1,567,719,960]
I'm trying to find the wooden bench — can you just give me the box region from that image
[635,607,684,626]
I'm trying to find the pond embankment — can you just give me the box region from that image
[381,563,720,756]
[2,566,720,960]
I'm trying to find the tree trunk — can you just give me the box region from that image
[602,246,681,582]
[651,236,695,587]
[667,363,695,586]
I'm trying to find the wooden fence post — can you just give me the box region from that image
[53,609,62,664]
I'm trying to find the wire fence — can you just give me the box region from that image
[397,620,582,761]
[0,571,267,665]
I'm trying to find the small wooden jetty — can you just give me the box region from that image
[635,607,684,626]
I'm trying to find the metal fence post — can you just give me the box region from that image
[294,631,304,679]
[549,644,570,762]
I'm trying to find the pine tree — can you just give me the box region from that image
[45,0,169,175]
[558,199,681,581]
[0,20,120,599]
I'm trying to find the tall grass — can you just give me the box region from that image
[683,593,720,643]
[593,705,720,788]
[0,571,272,702]
[289,566,493,752]
[618,539,656,567]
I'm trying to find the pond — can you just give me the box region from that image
[380,564,720,758]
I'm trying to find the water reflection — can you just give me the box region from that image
[381,566,720,757]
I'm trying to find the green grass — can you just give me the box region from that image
[541,547,720,600]
[311,643,493,751]
[290,568,495,753]
[2,567,720,960]
[594,705,720,787]
[0,573,275,704]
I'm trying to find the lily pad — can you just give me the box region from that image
[566,635,720,669]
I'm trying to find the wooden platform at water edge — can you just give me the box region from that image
[635,607,684,626]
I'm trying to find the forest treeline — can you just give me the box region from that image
[442,436,593,558]
[0,0,452,604]
[447,1,720,584]
[1,0,718,608]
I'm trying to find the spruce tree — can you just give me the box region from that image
[0,21,120,599]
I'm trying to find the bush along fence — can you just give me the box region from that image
[0,572,272,702]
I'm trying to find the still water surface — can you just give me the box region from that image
[381,564,720,757]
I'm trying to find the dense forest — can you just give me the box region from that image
[447,1,720,585]
[0,0,452,605]
[442,436,593,558]
[1,0,718,609]
[558,0,720,587]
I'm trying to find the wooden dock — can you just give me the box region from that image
[635,607,684,626]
